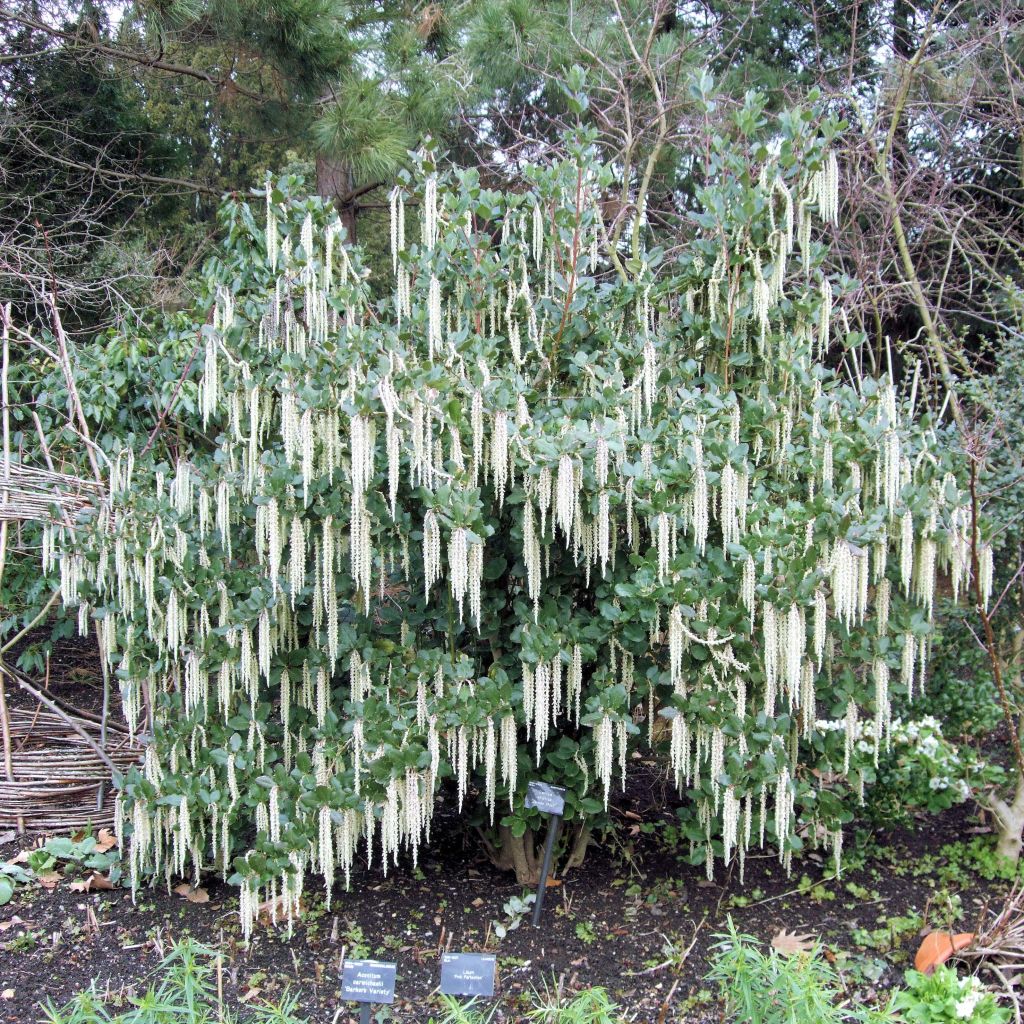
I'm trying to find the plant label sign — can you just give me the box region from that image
[439,953,497,997]
[341,959,397,1004]
[525,781,566,817]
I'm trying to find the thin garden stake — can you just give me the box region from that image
[0,304,16,823]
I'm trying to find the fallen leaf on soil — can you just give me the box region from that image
[256,893,304,923]
[36,871,61,890]
[239,987,262,1002]
[0,831,16,845]
[545,878,562,888]
[914,931,975,974]
[471,897,484,907]
[68,872,115,893]
[8,851,29,865]
[172,884,209,904]
[771,929,816,955]
[0,917,23,932]
[95,829,117,853]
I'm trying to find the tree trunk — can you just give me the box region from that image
[992,757,1024,862]
[992,648,1024,863]
[989,633,1024,862]
[315,154,357,244]
[481,822,594,883]
[564,823,591,872]
[480,825,542,885]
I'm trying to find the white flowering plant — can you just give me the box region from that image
[47,87,983,934]
[894,967,1010,1023]
[814,715,999,825]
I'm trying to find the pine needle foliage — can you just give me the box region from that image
[314,76,415,185]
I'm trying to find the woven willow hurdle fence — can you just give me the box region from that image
[1,303,142,834]
[0,459,141,832]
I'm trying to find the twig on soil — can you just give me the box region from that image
[626,914,707,975]
[657,978,680,1024]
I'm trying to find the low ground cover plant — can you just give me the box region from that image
[706,918,896,1024]
[40,939,305,1023]
[893,966,1010,1024]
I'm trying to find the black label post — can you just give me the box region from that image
[525,780,566,927]
[341,958,396,1023]
[439,952,497,998]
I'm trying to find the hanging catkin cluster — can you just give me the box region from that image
[54,131,975,934]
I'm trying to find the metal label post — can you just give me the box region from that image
[524,780,567,927]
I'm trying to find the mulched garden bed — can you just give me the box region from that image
[0,634,1011,1021]
[0,791,1008,1023]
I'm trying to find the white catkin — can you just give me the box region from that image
[569,644,583,726]
[428,276,442,358]
[468,540,483,628]
[874,656,890,753]
[741,556,756,624]
[491,412,509,508]
[693,434,708,555]
[532,203,544,264]
[902,632,916,700]
[424,176,438,248]
[448,526,469,620]
[595,714,614,810]
[813,589,827,668]
[669,605,685,693]
[657,512,671,581]
[900,510,914,594]
[423,511,441,598]
[556,455,576,539]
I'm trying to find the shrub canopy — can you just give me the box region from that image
[52,102,977,936]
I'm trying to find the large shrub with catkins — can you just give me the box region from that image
[51,101,985,935]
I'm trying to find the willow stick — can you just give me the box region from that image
[1,306,14,791]
[0,589,60,656]
[0,659,120,778]
[95,625,111,812]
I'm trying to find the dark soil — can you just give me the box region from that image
[0,794,1010,1023]
[0,634,1013,1022]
